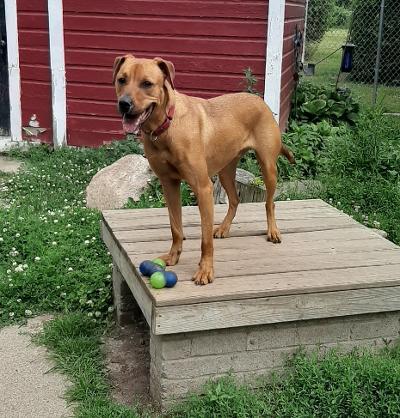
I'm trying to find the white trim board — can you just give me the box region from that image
[264,0,285,123]
[48,0,67,147]
[4,0,22,142]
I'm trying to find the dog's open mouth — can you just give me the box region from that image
[122,104,155,135]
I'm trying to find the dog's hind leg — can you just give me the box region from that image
[257,154,281,243]
[214,158,240,238]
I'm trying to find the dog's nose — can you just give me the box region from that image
[118,96,132,113]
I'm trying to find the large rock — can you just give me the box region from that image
[86,155,154,210]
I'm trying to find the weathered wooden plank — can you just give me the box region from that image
[150,264,400,306]
[102,199,331,220]
[113,217,359,243]
[106,208,342,231]
[131,248,400,282]
[122,227,389,255]
[100,222,153,326]
[131,236,396,267]
[152,286,400,334]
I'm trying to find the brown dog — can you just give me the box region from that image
[113,55,294,285]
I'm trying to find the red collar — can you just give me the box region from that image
[145,106,175,141]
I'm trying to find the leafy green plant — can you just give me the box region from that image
[280,120,347,178]
[242,68,261,96]
[292,82,360,124]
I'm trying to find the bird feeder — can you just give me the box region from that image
[340,43,356,73]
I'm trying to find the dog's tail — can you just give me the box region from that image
[281,144,295,164]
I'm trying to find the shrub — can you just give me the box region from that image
[306,0,335,44]
[350,0,400,85]
[330,4,352,28]
[291,82,360,125]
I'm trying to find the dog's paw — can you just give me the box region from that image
[192,263,214,285]
[213,224,230,239]
[267,228,281,244]
[159,250,181,266]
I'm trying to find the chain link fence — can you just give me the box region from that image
[302,0,400,113]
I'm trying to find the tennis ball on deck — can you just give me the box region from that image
[152,258,166,269]
[164,271,178,288]
[150,272,166,289]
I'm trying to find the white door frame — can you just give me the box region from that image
[48,0,67,147]
[264,0,285,123]
[1,0,22,150]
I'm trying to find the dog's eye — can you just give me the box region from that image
[118,77,126,85]
[141,80,153,89]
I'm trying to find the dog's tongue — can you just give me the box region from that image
[123,114,141,135]
[122,111,150,135]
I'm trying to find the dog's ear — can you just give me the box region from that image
[112,54,134,84]
[154,57,175,90]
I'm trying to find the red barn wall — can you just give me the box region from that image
[17,0,52,143]
[280,0,306,128]
[62,0,269,147]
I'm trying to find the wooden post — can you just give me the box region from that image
[112,262,141,326]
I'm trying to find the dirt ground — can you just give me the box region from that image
[104,315,151,407]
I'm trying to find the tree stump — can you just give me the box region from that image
[213,168,265,204]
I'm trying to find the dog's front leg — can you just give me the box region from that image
[191,177,214,285]
[159,178,183,266]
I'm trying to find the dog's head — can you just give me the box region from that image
[112,55,175,134]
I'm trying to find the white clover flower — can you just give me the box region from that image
[25,309,32,316]
[60,292,66,297]
[9,283,13,287]
[54,219,58,223]
[84,240,90,245]
[16,299,21,303]
[12,261,17,266]
[22,264,28,269]
[107,306,114,313]
[68,267,73,271]
[9,312,15,318]
[86,300,94,306]
[0,237,3,242]
[87,312,93,317]
[14,265,24,272]
[34,256,41,261]
[94,311,101,317]
[6,269,11,274]
[52,241,57,246]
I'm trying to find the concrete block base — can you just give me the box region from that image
[149,312,400,408]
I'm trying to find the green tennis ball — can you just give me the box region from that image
[152,258,166,269]
[150,272,166,289]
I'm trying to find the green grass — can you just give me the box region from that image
[306,29,400,113]
[0,140,143,325]
[37,314,150,418]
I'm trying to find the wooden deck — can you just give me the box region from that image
[101,199,400,335]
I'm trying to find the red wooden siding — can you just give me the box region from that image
[62,0,268,146]
[17,0,52,143]
[280,0,306,128]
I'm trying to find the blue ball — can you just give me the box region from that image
[164,271,178,288]
[139,260,163,277]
